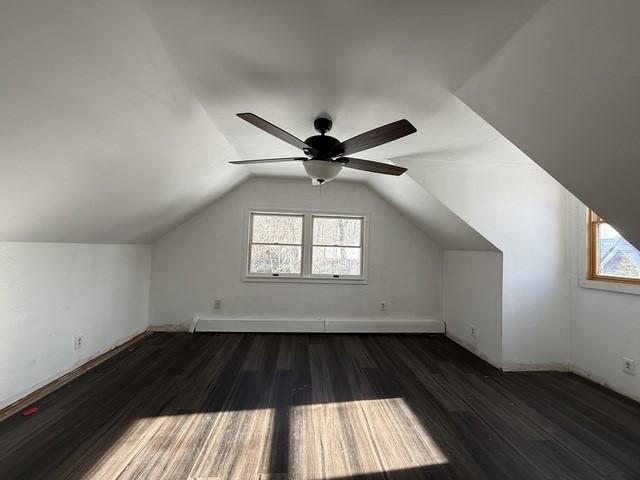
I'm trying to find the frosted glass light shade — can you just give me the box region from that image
[303,160,342,183]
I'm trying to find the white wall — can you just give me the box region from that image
[402,96,571,370]
[459,0,640,250]
[443,250,503,367]
[0,242,151,409]
[567,197,640,402]
[149,177,444,327]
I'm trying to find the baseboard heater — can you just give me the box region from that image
[192,317,445,334]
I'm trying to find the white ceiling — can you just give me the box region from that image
[0,1,246,243]
[459,0,640,248]
[0,0,545,244]
[366,172,496,251]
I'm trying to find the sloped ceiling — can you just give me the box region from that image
[366,173,496,251]
[459,0,640,248]
[0,1,246,243]
[0,0,545,244]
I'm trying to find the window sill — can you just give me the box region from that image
[579,278,640,296]
[243,275,368,285]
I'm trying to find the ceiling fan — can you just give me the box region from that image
[229,113,417,184]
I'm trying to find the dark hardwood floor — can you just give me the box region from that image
[1,333,640,479]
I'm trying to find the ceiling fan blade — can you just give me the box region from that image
[334,119,417,156]
[229,157,306,165]
[340,157,407,176]
[237,113,318,155]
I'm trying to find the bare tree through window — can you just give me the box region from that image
[312,216,362,276]
[249,214,303,275]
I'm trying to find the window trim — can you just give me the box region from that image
[243,208,369,284]
[586,209,640,285]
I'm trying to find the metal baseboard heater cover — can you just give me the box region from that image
[192,317,445,334]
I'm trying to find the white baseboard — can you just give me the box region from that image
[325,318,444,333]
[193,317,444,334]
[147,324,190,332]
[195,318,324,333]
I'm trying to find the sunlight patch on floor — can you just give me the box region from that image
[79,397,447,479]
[82,409,275,480]
[288,398,448,480]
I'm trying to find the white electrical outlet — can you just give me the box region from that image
[470,325,478,341]
[214,299,222,310]
[622,357,635,376]
[379,301,387,311]
[74,336,83,351]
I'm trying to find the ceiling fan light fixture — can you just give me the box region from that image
[303,160,342,184]
[230,113,416,182]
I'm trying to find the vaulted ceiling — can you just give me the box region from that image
[0,0,543,245]
[458,0,640,248]
[2,1,638,250]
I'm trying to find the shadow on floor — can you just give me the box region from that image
[1,332,639,479]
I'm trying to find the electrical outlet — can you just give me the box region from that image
[622,357,635,376]
[470,325,478,341]
[213,299,222,310]
[74,336,83,351]
[379,301,387,311]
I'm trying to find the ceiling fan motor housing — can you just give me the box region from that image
[303,135,342,159]
[303,125,344,183]
[313,116,332,134]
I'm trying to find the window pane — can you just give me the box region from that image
[250,245,301,274]
[597,223,640,279]
[313,217,361,246]
[252,214,303,244]
[312,246,361,275]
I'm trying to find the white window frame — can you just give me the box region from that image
[310,214,365,280]
[247,211,305,279]
[243,208,369,284]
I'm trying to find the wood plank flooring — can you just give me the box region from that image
[1,333,640,479]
